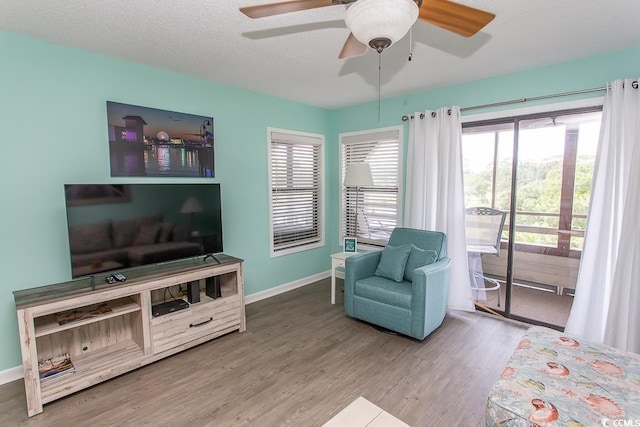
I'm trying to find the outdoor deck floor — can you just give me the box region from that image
[474,282,574,328]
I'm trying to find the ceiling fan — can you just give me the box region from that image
[239,0,495,59]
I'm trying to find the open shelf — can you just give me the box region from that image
[14,255,245,417]
[34,297,141,338]
[40,340,144,403]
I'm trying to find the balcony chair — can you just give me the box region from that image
[344,228,451,340]
[465,207,507,307]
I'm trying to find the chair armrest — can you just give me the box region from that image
[344,250,382,315]
[345,251,381,281]
[410,257,451,336]
[412,257,451,299]
[413,257,451,280]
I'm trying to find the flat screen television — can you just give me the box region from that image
[64,183,223,278]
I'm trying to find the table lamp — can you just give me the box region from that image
[180,196,203,235]
[343,163,374,240]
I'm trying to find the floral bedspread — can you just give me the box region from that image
[486,326,640,426]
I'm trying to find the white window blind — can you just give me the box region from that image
[269,129,324,256]
[340,127,402,246]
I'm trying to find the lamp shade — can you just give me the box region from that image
[180,196,203,214]
[345,0,419,47]
[344,163,374,187]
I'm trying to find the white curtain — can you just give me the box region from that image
[565,78,640,352]
[405,107,475,312]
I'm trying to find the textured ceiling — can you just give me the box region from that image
[1,0,639,109]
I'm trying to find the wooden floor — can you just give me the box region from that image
[0,278,528,427]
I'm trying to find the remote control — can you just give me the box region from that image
[105,276,116,284]
[112,272,127,282]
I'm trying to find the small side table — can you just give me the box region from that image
[330,252,358,304]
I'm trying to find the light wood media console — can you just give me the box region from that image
[13,254,245,417]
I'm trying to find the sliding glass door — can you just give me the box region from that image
[462,122,513,313]
[462,107,601,328]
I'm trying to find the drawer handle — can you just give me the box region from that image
[190,317,213,328]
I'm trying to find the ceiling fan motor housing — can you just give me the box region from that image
[345,0,419,50]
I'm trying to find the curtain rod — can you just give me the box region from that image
[400,81,638,121]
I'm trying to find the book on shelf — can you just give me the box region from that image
[38,353,75,381]
[56,302,112,325]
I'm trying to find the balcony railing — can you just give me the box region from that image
[497,210,587,258]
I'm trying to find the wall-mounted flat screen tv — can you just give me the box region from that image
[64,183,223,278]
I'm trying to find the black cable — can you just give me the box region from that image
[163,286,177,302]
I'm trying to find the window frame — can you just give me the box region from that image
[338,125,403,248]
[267,127,325,258]
[461,98,604,258]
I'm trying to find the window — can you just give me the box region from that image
[462,106,602,257]
[339,126,402,247]
[268,128,324,257]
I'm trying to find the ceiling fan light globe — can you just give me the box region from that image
[345,0,419,49]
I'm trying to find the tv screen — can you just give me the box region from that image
[64,184,223,278]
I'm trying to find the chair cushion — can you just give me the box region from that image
[388,228,446,257]
[112,218,140,248]
[133,222,161,246]
[404,246,439,282]
[354,276,413,309]
[158,221,174,243]
[68,220,112,254]
[374,244,412,282]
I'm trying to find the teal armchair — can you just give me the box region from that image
[344,228,451,340]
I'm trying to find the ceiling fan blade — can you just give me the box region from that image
[339,33,367,59]
[418,0,495,37]
[240,0,335,18]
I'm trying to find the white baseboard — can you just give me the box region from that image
[0,365,23,385]
[0,271,331,385]
[245,270,330,305]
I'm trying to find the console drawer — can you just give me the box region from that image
[151,296,241,354]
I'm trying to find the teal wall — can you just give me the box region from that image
[327,45,640,254]
[1,29,639,372]
[0,31,332,371]
[332,45,640,133]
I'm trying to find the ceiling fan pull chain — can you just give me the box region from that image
[377,54,381,122]
[408,27,413,61]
